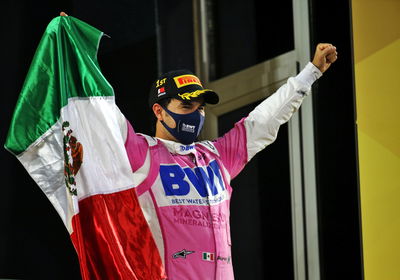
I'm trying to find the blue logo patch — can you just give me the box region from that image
[160,160,225,197]
[180,145,195,152]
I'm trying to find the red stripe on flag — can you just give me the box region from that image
[71,188,166,280]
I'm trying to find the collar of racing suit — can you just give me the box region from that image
[155,137,219,157]
[156,138,198,155]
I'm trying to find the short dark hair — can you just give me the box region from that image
[151,97,172,134]
[157,97,173,108]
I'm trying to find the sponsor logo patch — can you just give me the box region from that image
[181,123,195,133]
[201,141,216,152]
[173,249,195,259]
[180,145,195,152]
[174,74,202,88]
[172,207,226,228]
[157,87,166,97]
[217,255,231,264]
[160,160,225,197]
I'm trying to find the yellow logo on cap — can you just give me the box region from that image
[156,78,166,88]
[174,75,202,88]
[178,90,207,100]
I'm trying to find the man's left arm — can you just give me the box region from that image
[213,44,337,179]
[245,43,337,161]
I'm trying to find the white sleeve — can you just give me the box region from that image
[245,62,322,160]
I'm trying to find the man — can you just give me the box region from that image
[8,12,337,280]
[123,44,337,279]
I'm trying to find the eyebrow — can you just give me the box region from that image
[180,100,206,106]
[180,100,193,106]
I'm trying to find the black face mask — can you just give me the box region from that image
[161,106,205,144]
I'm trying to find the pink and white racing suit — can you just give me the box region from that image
[123,63,321,280]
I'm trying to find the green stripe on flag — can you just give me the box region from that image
[5,16,113,155]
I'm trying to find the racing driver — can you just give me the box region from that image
[123,43,338,279]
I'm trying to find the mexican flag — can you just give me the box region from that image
[5,16,165,280]
[202,252,215,262]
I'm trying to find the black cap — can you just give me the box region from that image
[148,69,219,107]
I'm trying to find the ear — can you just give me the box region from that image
[152,103,163,121]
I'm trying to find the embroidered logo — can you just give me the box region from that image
[202,252,215,262]
[174,74,202,88]
[62,121,83,196]
[156,78,167,88]
[173,249,195,259]
[178,90,206,101]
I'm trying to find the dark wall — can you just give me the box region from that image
[1,1,157,279]
[219,104,294,279]
[1,0,364,279]
[309,0,364,279]
[157,0,195,73]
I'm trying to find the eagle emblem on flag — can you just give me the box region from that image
[62,121,83,196]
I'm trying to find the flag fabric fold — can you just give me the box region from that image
[5,16,165,280]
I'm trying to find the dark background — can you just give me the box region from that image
[1,1,158,279]
[1,0,362,279]
[309,0,364,279]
